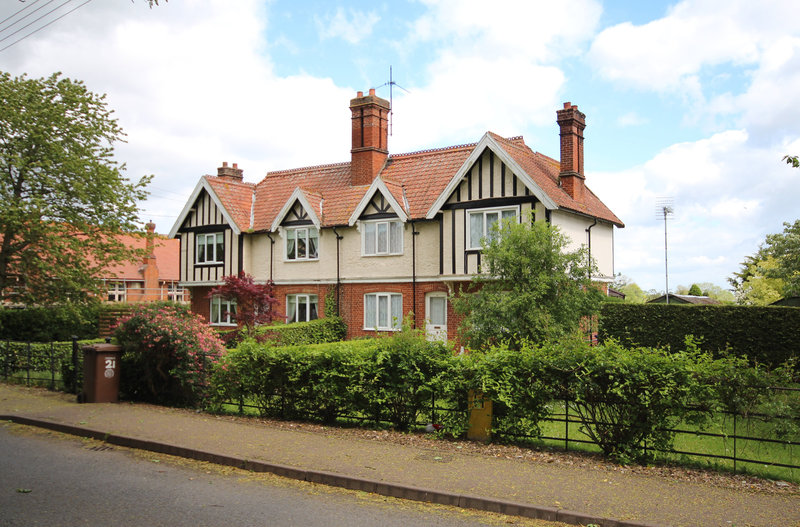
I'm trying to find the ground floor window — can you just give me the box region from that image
[107,281,126,302]
[364,292,402,331]
[287,294,318,323]
[210,296,236,326]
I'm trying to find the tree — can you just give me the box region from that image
[609,274,648,303]
[687,284,702,296]
[209,272,280,335]
[0,72,150,304]
[783,155,799,168]
[453,216,603,349]
[731,220,800,301]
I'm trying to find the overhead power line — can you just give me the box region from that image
[0,0,45,31]
[0,0,93,53]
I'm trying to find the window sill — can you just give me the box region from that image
[284,258,320,263]
[210,322,237,327]
[195,262,224,267]
[363,327,401,332]
[362,253,404,257]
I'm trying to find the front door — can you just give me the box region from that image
[425,293,447,342]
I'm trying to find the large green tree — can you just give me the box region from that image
[453,216,603,349]
[730,220,800,302]
[0,72,150,304]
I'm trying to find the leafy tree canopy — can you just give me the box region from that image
[0,72,151,304]
[730,220,800,301]
[209,272,280,335]
[728,252,785,305]
[687,283,702,296]
[609,274,649,303]
[453,215,603,349]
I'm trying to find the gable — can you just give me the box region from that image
[361,191,399,219]
[180,189,231,231]
[443,150,535,208]
[281,200,315,226]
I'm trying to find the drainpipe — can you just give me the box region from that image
[411,221,420,329]
[265,232,275,281]
[585,218,597,280]
[332,227,344,317]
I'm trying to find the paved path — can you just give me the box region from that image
[1,384,798,527]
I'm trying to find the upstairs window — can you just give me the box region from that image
[468,207,518,249]
[286,227,318,261]
[107,281,126,302]
[287,294,318,323]
[363,220,403,256]
[196,232,224,264]
[364,292,402,331]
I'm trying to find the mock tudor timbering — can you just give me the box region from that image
[170,92,623,341]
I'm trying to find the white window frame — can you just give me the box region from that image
[363,292,403,331]
[107,281,126,302]
[196,232,224,264]
[285,226,319,261]
[467,206,519,250]
[286,294,319,323]
[361,219,403,256]
[210,296,237,326]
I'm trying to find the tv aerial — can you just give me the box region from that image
[374,66,409,136]
[655,198,675,304]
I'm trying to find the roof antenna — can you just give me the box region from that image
[655,197,675,304]
[375,66,409,136]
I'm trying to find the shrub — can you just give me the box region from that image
[251,317,347,346]
[0,304,100,342]
[114,302,225,407]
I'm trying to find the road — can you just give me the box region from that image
[0,424,555,527]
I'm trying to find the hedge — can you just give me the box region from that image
[598,303,800,367]
[0,304,101,342]
[0,338,105,393]
[251,317,347,346]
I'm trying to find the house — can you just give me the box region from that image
[102,222,186,303]
[647,294,721,305]
[169,90,623,340]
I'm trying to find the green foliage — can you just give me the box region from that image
[0,338,103,393]
[0,304,100,341]
[783,155,799,168]
[687,284,702,296]
[729,254,785,305]
[250,317,347,347]
[114,302,225,407]
[453,216,603,349]
[731,220,800,300]
[0,72,151,304]
[609,275,648,303]
[598,303,800,368]
[213,329,450,430]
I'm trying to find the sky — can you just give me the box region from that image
[1,0,799,293]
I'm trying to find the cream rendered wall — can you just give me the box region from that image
[550,210,615,278]
[338,222,414,280]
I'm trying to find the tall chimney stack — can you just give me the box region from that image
[350,88,390,186]
[217,161,244,182]
[556,102,586,201]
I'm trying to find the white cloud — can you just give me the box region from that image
[316,7,380,44]
[588,0,800,96]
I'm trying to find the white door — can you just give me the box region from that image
[425,293,447,341]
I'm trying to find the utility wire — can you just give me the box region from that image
[0,0,45,31]
[0,0,93,53]
[0,0,61,41]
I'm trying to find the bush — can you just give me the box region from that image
[114,302,225,407]
[598,303,800,367]
[251,317,347,346]
[0,304,100,341]
[0,338,103,393]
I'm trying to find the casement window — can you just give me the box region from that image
[364,292,402,331]
[107,281,126,302]
[287,294,318,323]
[285,227,319,261]
[166,282,185,302]
[362,220,403,256]
[210,296,236,326]
[196,232,224,264]
[468,207,518,249]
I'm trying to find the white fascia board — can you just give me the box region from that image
[347,177,408,226]
[425,133,558,219]
[167,177,243,238]
[269,188,321,231]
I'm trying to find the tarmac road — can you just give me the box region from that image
[0,424,561,527]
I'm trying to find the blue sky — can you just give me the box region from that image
[1,0,799,293]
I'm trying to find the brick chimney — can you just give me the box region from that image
[217,161,244,181]
[556,102,586,201]
[140,221,160,301]
[350,88,390,186]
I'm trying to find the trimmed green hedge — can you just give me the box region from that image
[1,338,105,393]
[598,303,800,367]
[0,304,101,342]
[251,317,347,346]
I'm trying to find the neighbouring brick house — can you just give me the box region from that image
[102,222,186,304]
[169,90,623,342]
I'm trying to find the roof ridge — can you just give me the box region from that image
[389,142,477,159]
[205,175,256,187]
[264,161,350,177]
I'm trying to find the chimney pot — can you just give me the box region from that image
[369,88,376,96]
[222,161,228,167]
[217,161,244,181]
[233,163,238,169]
[357,91,363,97]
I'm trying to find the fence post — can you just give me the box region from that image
[49,341,55,390]
[431,390,436,425]
[26,342,31,386]
[71,336,79,394]
[733,413,737,475]
[564,399,569,452]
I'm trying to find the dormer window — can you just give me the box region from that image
[362,220,403,256]
[286,227,318,261]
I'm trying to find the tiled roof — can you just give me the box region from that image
[208,133,622,230]
[103,234,180,281]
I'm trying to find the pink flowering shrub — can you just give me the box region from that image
[114,302,225,407]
